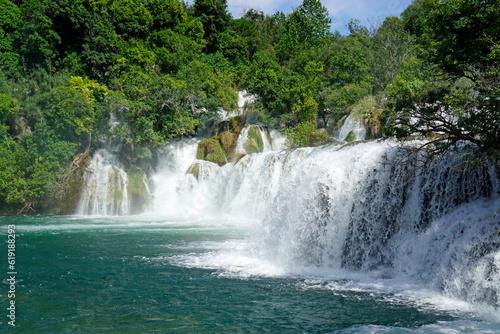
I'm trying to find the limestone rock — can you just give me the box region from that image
[196,138,228,166]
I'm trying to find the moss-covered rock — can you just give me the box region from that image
[107,167,122,203]
[127,168,149,215]
[267,130,273,146]
[345,130,356,142]
[229,153,247,164]
[220,131,238,153]
[186,163,200,178]
[217,115,246,134]
[310,130,332,147]
[244,125,264,154]
[127,169,147,197]
[113,189,123,202]
[364,114,383,139]
[196,138,228,166]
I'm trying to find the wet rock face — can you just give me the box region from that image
[217,115,246,135]
[43,150,93,215]
[364,117,383,140]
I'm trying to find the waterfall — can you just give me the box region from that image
[77,149,151,215]
[76,129,500,307]
[149,130,292,218]
[336,114,366,142]
[233,125,279,155]
[149,138,206,217]
[218,90,258,121]
[257,141,500,306]
[76,149,131,215]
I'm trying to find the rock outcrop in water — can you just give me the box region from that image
[195,120,274,166]
[196,138,228,166]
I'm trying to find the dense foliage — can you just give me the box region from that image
[0,0,498,213]
[385,0,500,156]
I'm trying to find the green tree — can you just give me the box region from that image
[294,0,332,41]
[401,0,438,39]
[372,17,415,91]
[45,76,109,143]
[276,0,331,60]
[0,120,77,213]
[110,0,153,39]
[0,92,19,124]
[389,0,500,156]
[193,0,231,53]
[18,0,61,71]
[0,0,22,76]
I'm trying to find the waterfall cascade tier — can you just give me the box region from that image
[77,149,150,215]
[234,126,282,155]
[149,138,500,307]
[218,90,258,121]
[258,141,500,306]
[335,114,367,142]
[76,124,500,308]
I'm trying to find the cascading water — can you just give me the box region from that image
[76,149,131,215]
[76,122,500,310]
[335,113,367,142]
[148,138,206,217]
[233,125,276,155]
[257,141,500,307]
[218,90,258,121]
[148,136,500,310]
[149,127,290,219]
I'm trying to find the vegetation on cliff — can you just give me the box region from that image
[0,0,498,213]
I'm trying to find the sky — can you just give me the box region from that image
[226,0,415,35]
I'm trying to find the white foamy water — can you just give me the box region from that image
[336,113,367,141]
[148,138,204,217]
[77,131,500,325]
[144,126,290,219]
[77,149,130,215]
[233,125,276,154]
[218,90,258,121]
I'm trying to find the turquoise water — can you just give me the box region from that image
[1,215,499,333]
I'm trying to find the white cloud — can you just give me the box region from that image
[227,0,301,18]
[227,0,413,34]
[323,0,413,33]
